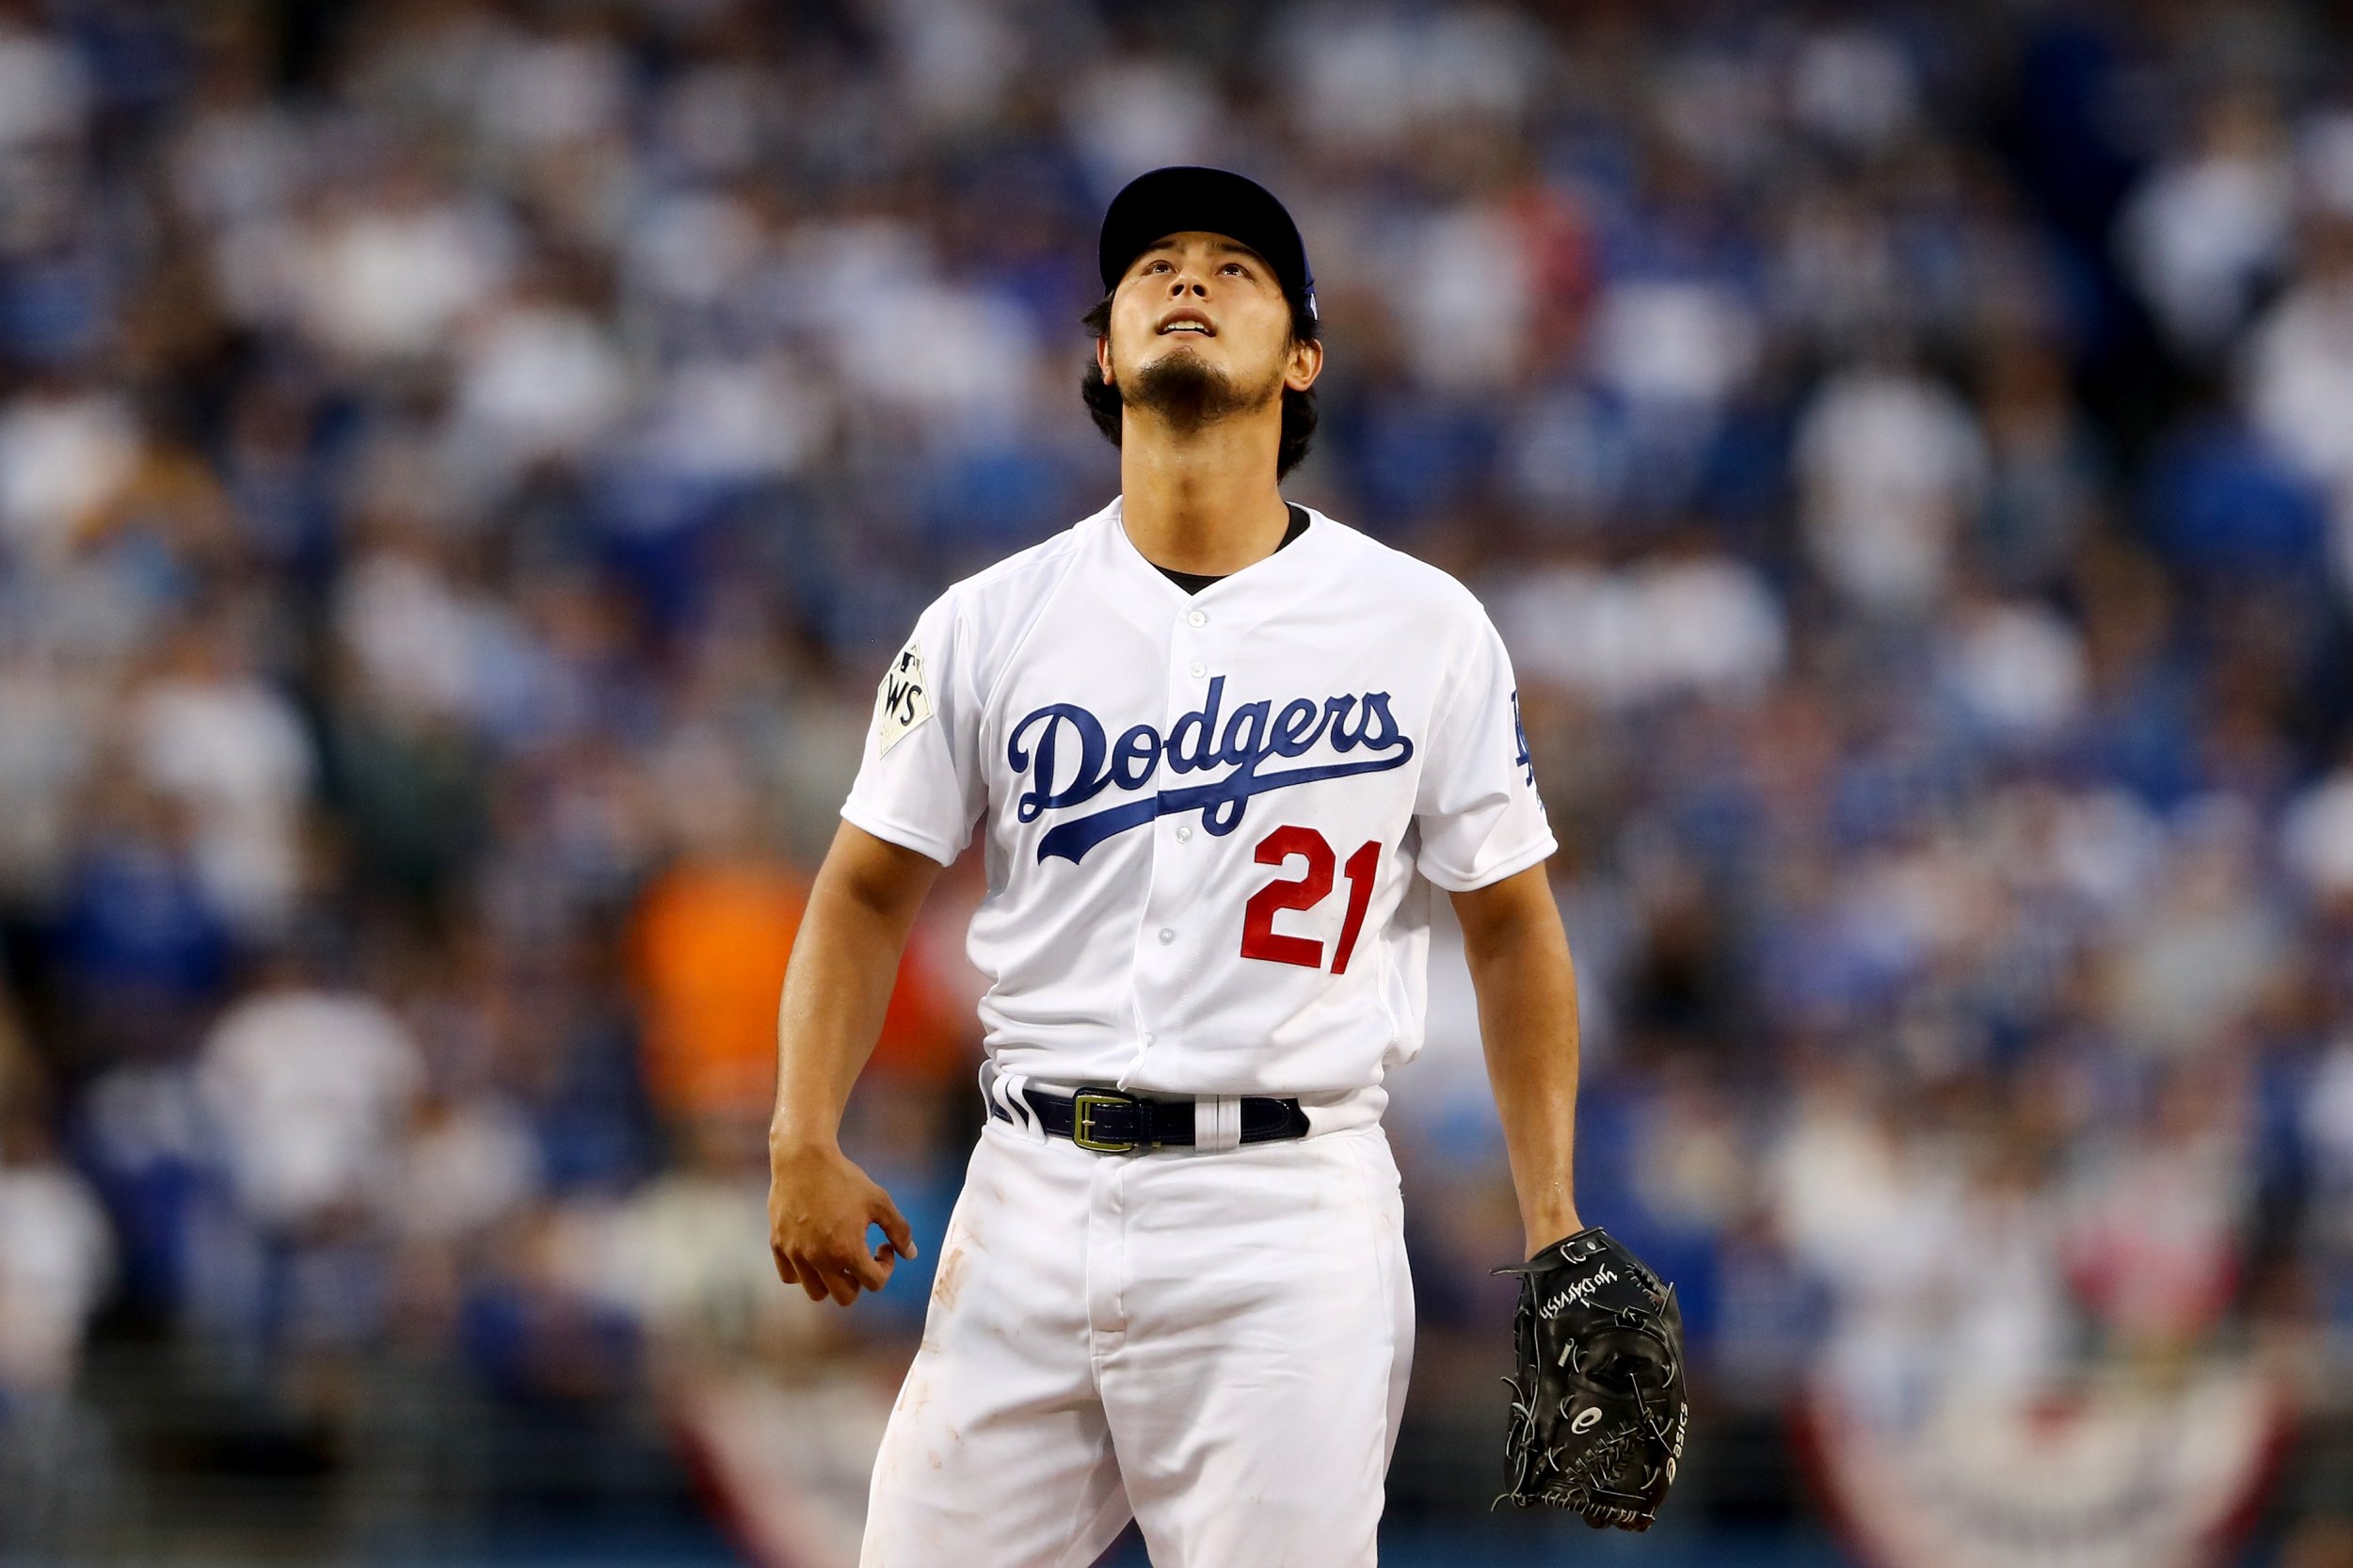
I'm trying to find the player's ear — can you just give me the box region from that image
[1285,335,1322,394]
[1096,332,1116,388]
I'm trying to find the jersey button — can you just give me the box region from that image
[1187,609,1209,627]
[1141,1032,1156,1047]
[1158,928,1176,944]
[1188,661,1206,678]
[1175,825,1193,842]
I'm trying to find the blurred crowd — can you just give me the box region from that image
[2,0,2353,1529]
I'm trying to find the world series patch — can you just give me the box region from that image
[876,636,932,754]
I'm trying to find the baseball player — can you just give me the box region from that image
[767,167,1598,1566]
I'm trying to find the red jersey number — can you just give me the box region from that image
[1239,825,1381,974]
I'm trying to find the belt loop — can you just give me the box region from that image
[1194,1095,1241,1154]
[982,1061,1045,1141]
[1005,1072,1042,1140]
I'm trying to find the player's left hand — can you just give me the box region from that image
[1496,1226,1689,1528]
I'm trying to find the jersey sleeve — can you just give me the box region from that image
[1413,607,1558,892]
[840,590,987,866]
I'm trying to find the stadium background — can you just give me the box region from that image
[1,0,2352,1564]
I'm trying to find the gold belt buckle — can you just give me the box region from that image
[1071,1088,1142,1153]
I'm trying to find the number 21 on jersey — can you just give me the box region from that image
[1241,825,1380,974]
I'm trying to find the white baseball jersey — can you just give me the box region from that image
[840,496,1554,1107]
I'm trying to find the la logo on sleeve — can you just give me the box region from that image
[876,636,933,754]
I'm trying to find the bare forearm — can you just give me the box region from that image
[765,824,938,1304]
[1457,872,1582,1256]
[769,828,936,1153]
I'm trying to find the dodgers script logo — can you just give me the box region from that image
[1009,675,1415,863]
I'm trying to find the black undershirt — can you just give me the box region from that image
[1154,504,1310,595]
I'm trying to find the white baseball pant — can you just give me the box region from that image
[858,1107,1415,1568]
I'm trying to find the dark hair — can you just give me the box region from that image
[1080,294,1320,480]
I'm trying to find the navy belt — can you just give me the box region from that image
[988,1082,1310,1154]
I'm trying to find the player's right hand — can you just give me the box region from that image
[768,1140,918,1306]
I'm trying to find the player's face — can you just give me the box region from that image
[1097,231,1321,408]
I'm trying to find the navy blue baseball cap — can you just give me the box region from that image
[1097,166,1318,328]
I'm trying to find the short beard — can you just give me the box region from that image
[1121,350,1278,436]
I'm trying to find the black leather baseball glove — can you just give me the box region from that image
[1496,1226,1689,1528]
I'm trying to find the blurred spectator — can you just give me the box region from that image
[628,733,809,1126]
[2120,88,2294,360]
[1796,356,1990,616]
[2098,799,2292,1057]
[2300,1032,2353,1276]
[631,728,966,1127]
[0,1109,113,1397]
[1934,588,2090,749]
[576,1110,849,1370]
[281,168,514,369]
[630,853,806,1126]
[0,378,139,566]
[1490,539,1785,712]
[2283,741,2353,914]
[196,949,424,1234]
[2063,1059,2252,1355]
[1973,339,2104,592]
[1770,1066,2068,1413]
[2244,214,2353,599]
[46,771,235,1067]
[132,609,315,936]
[397,1091,543,1251]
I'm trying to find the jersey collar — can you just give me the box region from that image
[1103,494,1324,606]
